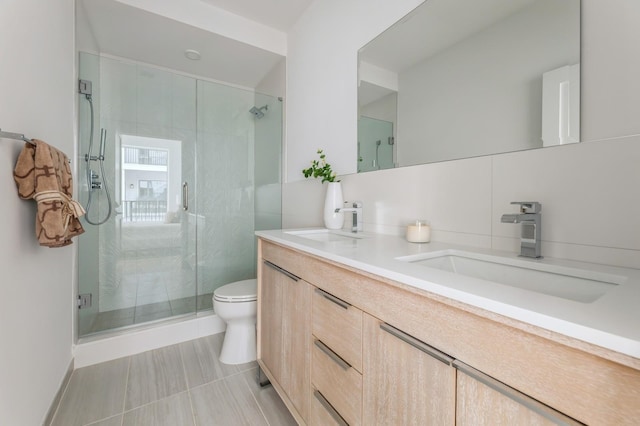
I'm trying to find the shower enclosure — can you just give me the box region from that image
[77,53,282,337]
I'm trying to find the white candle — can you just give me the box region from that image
[406,220,431,243]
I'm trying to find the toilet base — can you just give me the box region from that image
[219,322,256,365]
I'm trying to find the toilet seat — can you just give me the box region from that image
[213,279,257,303]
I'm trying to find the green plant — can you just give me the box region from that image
[302,149,339,183]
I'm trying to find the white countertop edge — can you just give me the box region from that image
[256,230,640,360]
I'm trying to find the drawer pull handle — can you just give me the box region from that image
[314,339,351,371]
[452,360,582,425]
[314,389,349,426]
[263,260,299,282]
[315,288,350,309]
[380,323,454,366]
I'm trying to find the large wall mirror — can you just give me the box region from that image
[357,0,581,172]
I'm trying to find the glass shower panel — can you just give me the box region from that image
[254,93,283,233]
[358,117,394,172]
[78,54,197,336]
[196,80,263,304]
[77,53,283,337]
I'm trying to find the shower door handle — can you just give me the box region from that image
[182,182,189,211]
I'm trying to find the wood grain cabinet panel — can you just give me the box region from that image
[312,288,363,372]
[258,239,640,425]
[257,254,311,423]
[258,261,284,384]
[311,339,363,425]
[363,313,456,426]
[455,362,581,426]
[309,389,348,426]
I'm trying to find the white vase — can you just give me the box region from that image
[323,182,344,230]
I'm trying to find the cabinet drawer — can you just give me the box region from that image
[310,389,348,426]
[312,287,363,372]
[312,339,363,426]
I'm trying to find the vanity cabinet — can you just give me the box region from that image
[310,288,364,425]
[455,361,580,426]
[257,247,311,423]
[257,239,640,425]
[363,314,456,425]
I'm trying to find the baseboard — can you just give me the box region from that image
[73,313,225,368]
[43,358,74,426]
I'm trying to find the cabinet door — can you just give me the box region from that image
[259,261,285,383]
[281,274,311,420]
[363,314,456,425]
[455,361,581,426]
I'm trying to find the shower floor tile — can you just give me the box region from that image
[49,333,295,426]
[85,294,213,335]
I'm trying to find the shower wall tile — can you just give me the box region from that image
[135,123,173,141]
[100,59,137,122]
[136,66,173,127]
[172,74,196,131]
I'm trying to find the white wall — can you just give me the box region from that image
[283,0,640,270]
[0,0,75,424]
[286,0,424,181]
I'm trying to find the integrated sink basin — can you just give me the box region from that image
[396,250,626,303]
[285,228,366,242]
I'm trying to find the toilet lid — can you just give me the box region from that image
[213,279,257,302]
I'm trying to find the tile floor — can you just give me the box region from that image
[49,333,296,426]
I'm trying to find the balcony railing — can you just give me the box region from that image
[123,147,168,166]
[122,200,167,222]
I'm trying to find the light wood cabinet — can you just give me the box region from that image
[257,239,640,425]
[312,288,363,372]
[257,255,311,423]
[310,287,364,425]
[455,361,581,426]
[311,339,362,425]
[259,261,283,384]
[363,313,456,425]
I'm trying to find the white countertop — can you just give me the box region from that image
[256,228,640,360]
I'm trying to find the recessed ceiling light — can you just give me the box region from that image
[185,49,201,60]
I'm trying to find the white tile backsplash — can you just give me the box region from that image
[342,155,493,242]
[493,135,640,251]
[284,135,640,269]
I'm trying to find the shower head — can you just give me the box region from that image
[250,105,268,119]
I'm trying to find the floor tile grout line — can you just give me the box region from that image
[47,368,76,426]
[178,343,199,426]
[239,369,272,426]
[119,356,131,426]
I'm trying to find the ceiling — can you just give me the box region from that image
[79,0,313,88]
[199,0,314,31]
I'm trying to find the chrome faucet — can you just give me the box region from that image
[335,201,363,233]
[501,201,542,258]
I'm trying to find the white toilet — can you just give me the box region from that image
[213,279,257,365]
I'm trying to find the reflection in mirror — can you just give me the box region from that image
[358,0,581,172]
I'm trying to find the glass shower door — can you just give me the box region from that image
[77,54,198,336]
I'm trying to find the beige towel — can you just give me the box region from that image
[13,139,85,247]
